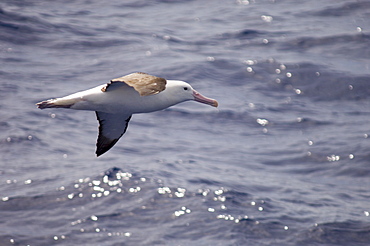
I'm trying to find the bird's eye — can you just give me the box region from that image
[183,87,188,91]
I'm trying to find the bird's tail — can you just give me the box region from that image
[36,98,78,109]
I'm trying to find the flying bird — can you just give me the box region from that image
[36,72,218,156]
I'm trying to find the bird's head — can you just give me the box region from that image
[165,80,218,107]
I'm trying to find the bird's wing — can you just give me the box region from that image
[101,72,167,96]
[95,111,132,156]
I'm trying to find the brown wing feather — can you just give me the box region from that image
[108,72,167,96]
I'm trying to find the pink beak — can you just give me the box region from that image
[193,90,218,107]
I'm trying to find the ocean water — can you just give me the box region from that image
[1,0,370,245]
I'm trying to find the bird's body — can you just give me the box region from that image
[39,81,187,114]
[37,72,218,156]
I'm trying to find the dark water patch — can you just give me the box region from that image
[186,177,222,186]
[1,57,29,63]
[161,58,245,86]
[163,109,255,127]
[113,0,191,9]
[0,135,42,158]
[0,5,109,47]
[299,221,370,246]
[154,0,195,3]
[255,61,370,101]
[230,217,294,245]
[114,1,152,8]
[220,189,251,204]
[270,117,333,131]
[261,144,370,180]
[308,1,370,17]
[333,161,370,178]
[281,33,370,59]
[0,121,10,130]
[0,82,19,97]
[329,152,370,179]
[291,73,370,101]
[216,29,281,51]
[0,194,55,211]
[0,7,52,45]
[221,29,267,40]
[260,149,341,172]
[261,151,313,167]
[50,37,139,50]
[61,10,92,17]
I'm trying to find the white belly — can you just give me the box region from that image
[69,84,175,114]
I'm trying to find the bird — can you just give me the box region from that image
[36,72,218,156]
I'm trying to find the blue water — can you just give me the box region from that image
[1,0,370,245]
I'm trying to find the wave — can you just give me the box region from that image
[308,1,370,17]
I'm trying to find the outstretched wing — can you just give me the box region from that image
[95,111,132,156]
[101,72,167,96]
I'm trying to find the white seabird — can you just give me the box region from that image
[36,72,218,156]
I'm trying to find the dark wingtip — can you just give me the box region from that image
[36,101,50,109]
[95,135,119,157]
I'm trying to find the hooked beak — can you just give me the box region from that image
[193,90,218,107]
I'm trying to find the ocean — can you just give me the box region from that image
[1,0,370,245]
